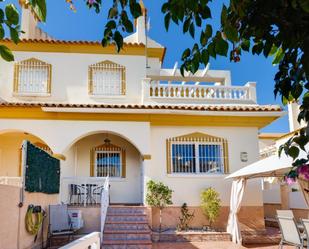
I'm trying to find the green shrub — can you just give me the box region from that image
[177,203,195,231]
[200,188,221,228]
[146,180,173,232]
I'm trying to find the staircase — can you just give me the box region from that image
[102,206,152,249]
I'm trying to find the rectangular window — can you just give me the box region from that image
[14,59,51,95]
[89,61,125,96]
[95,151,121,177]
[92,68,122,95]
[171,142,224,174]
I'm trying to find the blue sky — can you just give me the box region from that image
[1,0,289,133]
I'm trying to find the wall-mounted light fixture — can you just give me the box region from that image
[240,152,248,162]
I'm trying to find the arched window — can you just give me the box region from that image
[166,132,229,174]
[90,139,126,178]
[88,60,126,96]
[13,58,52,95]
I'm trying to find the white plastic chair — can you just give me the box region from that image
[48,204,76,247]
[277,215,305,249]
[301,219,309,248]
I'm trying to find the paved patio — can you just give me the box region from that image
[153,242,292,249]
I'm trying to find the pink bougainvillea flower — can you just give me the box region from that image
[285,176,296,185]
[88,0,96,4]
[297,164,309,180]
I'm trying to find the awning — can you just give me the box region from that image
[225,150,308,244]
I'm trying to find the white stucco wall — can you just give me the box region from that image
[0,119,151,155]
[145,126,262,206]
[0,119,264,206]
[0,52,147,104]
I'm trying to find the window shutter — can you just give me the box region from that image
[223,140,229,173]
[166,139,171,174]
[121,150,126,178]
[90,148,94,177]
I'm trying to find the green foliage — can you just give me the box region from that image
[0,0,46,61]
[146,180,173,232]
[177,203,195,231]
[146,180,173,209]
[201,188,221,227]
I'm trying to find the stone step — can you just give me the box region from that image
[104,233,151,241]
[102,244,152,249]
[106,215,148,223]
[108,207,147,215]
[103,239,152,245]
[105,223,150,232]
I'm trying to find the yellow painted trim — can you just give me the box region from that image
[53,154,66,161]
[142,154,151,160]
[0,107,279,128]
[274,128,303,141]
[0,40,166,62]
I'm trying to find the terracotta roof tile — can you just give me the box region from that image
[1,38,145,47]
[0,102,282,112]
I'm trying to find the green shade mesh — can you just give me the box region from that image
[25,141,60,194]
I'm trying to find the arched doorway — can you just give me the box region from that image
[62,132,143,204]
[0,130,52,177]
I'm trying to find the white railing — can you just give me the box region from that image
[60,177,107,207]
[146,80,256,103]
[100,176,109,241]
[260,145,277,159]
[0,177,22,187]
[59,232,101,249]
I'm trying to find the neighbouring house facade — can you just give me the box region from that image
[0,2,284,230]
[259,103,309,222]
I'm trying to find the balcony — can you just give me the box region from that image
[143,67,257,104]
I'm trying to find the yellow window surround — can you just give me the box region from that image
[13,58,52,95]
[90,140,126,178]
[166,132,229,174]
[88,60,126,96]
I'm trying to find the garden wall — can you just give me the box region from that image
[148,205,265,231]
[0,184,58,249]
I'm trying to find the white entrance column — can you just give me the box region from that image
[141,156,152,205]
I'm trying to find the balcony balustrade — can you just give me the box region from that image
[142,77,257,104]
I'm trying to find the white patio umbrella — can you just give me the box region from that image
[225,153,297,244]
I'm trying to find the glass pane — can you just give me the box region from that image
[93,69,121,95]
[19,67,48,93]
[172,144,196,173]
[96,152,121,177]
[199,144,223,173]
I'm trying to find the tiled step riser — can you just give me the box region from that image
[104,234,151,241]
[103,245,152,249]
[106,215,148,223]
[107,207,147,215]
[105,223,149,231]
